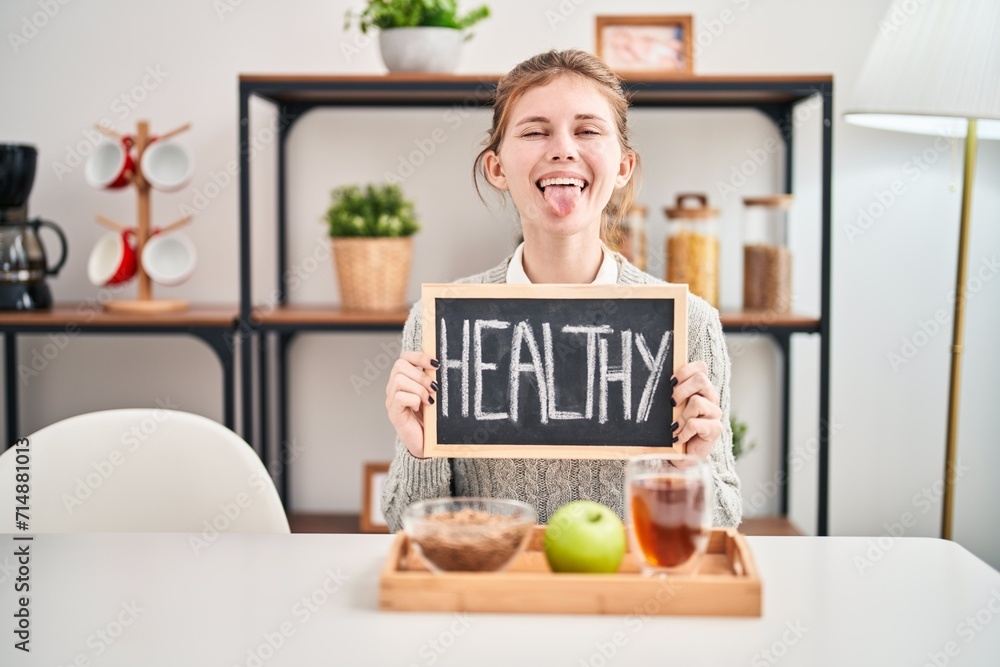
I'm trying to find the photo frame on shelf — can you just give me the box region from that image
[361,461,391,533]
[595,15,694,76]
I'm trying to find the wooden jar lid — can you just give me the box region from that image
[664,193,719,220]
[742,194,795,209]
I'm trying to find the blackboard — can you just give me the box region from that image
[421,283,688,459]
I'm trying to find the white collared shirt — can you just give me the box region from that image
[505,241,619,285]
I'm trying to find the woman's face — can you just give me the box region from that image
[485,74,635,241]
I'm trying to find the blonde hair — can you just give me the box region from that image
[474,49,640,250]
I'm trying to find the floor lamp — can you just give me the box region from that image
[844,0,1000,540]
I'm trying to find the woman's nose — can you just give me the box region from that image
[548,130,578,161]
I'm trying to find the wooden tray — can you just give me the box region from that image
[379,526,761,616]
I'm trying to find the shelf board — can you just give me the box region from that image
[240,73,832,108]
[286,511,802,536]
[738,515,803,536]
[253,305,409,330]
[288,511,362,534]
[0,304,238,330]
[253,305,818,334]
[720,311,820,334]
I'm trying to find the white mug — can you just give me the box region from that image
[141,232,196,286]
[140,139,194,192]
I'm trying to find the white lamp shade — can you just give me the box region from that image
[844,0,1000,139]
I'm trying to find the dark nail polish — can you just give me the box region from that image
[428,396,435,405]
[672,435,679,444]
[671,397,677,407]
[670,376,678,388]
[671,421,679,432]
[430,359,441,368]
[431,381,439,392]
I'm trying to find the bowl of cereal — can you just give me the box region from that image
[402,497,537,573]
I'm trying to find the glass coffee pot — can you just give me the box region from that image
[0,144,68,309]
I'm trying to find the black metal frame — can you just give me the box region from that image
[238,76,833,534]
[2,324,236,450]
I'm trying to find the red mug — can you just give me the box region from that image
[85,136,135,190]
[87,229,137,286]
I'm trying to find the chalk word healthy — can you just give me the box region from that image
[438,319,672,425]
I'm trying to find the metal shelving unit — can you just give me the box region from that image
[0,306,239,447]
[237,73,833,534]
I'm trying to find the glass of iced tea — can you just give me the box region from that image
[626,453,715,575]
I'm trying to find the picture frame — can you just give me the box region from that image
[360,461,391,533]
[595,15,694,77]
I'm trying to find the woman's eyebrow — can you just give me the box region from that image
[515,115,550,126]
[514,113,609,126]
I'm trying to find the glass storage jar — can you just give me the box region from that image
[664,193,720,307]
[621,203,647,270]
[742,194,793,313]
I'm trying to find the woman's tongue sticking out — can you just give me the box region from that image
[543,183,584,217]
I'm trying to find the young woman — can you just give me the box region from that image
[382,49,741,531]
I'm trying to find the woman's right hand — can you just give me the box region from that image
[385,351,438,458]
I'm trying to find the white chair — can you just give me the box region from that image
[0,409,290,533]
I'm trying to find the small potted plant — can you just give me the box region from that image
[345,0,491,73]
[731,414,757,460]
[325,183,420,311]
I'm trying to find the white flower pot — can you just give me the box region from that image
[378,27,463,73]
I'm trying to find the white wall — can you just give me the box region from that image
[2,0,998,568]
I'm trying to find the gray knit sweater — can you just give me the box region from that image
[382,253,743,531]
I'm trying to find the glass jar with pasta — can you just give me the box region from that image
[621,203,648,271]
[742,194,793,314]
[664,193,720,307]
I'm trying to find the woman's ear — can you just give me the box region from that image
[615,151,637,188]
[483,150,508,190]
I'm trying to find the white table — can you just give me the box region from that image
[1,533,998,666]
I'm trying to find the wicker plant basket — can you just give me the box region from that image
[332,237,412,311]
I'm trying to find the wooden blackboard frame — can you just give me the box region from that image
[421,283,688,459]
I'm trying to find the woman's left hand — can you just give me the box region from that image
[672,360,723,461]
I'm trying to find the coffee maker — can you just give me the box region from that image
[0,144,67,309]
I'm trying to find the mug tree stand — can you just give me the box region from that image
[96,119,191,314]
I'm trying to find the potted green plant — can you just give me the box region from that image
[345,0,491,73]
[730,414,757,460]
[325,183,420,311]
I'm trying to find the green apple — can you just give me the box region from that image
[544,500,626,573]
